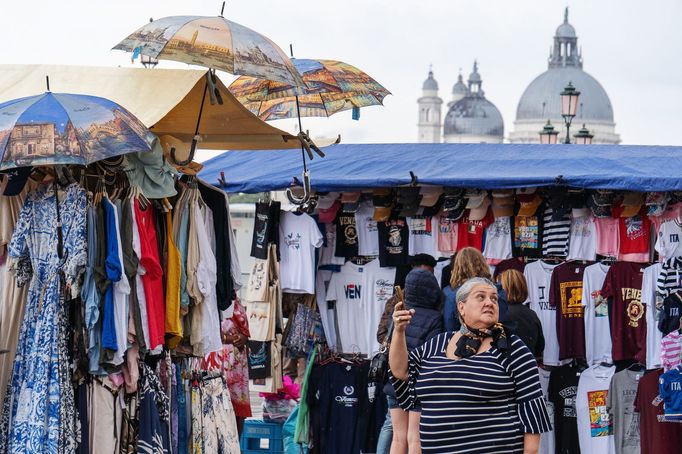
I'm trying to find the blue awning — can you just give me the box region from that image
[199,143,682,193]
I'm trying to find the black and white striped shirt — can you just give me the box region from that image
[656,256,682,303]
[542,208,571,257]
[391,333,552,453]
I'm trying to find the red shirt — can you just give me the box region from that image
[601,261,648,363]
[613,206,651,254]
[634,369,682,452]
[456,209,493,252]
[550,261,591,360]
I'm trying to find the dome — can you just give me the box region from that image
[444,96,504,137]
[555,22,576,38]
[452,74,467,95]
[516,67,614,122]
[422,70,438,91]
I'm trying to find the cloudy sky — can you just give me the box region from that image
[3,0,680,159]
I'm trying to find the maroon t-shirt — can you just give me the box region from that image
[634,368,682,452]
[492,257,526,281]
[601,261,648,363]
[550,261,591,360]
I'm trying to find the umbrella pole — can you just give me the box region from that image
[54,182,63,260]
[171,76,208,166]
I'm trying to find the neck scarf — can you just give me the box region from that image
[454,322,509,358]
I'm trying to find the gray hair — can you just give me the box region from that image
[456,277,497,305]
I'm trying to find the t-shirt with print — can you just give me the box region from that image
[601,261,647,363]
[482,216,512,263]
[549,363,582,454]
[582,262,612,365]
[335,211,359,258]
[538,367,555,454]
[457,210,493,252]
[569,215,597,261]
[607,368,644,454]
[525,260,561,365]
[542,207,571,257]
[550,261,591,360]
[437,214,458,254]
[642,263,663,369]
[633,369,682,453]
[618,213,651,256]
[326,259,396,355]
[279,212,323,294]
[356,201,379,256]
[595,217,619,258]
[512,211,544,258]
[407,215,439,257]
[319,223,346,267]
[251,201,280,259]
[378,217,409,267]
[655,219,682,261]
[576,364,616,454]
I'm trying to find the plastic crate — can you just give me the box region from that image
[240,420,284,453]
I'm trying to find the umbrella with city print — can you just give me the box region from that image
[0,90,156,170]
[228,58,391,121]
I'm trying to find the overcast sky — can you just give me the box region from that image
[3,0,681,160]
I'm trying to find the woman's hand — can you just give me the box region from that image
[392,301,415,333]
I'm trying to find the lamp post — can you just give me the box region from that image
[573,124,594,145]
[539,120,559,144]
[560,82,580,144]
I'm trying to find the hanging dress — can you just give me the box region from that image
[2,183,87,454]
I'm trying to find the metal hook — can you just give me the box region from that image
[286,170,312,206]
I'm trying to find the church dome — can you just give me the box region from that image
[555,22,576,38]
[422,69,438,91]
[444,96,504,137]
[516,67,614,122]
[452,73,467,95]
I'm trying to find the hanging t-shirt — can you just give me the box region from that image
[493,257,526,281]
[607,368,644,454]
[542,207,571,257]
[549,363,582,454]
[378,217,409,267]
[525,260,561,366]
[601,261,647,363]
[356,201,380,257]
[335,211,359,258]
[618,214,651,257]
[538,367,555,454]
[407,215,439,257]
[437,215,458,254]
[576,364,616,454]
[512,211,544,258]
[659,291,682,336]
[550,261,590,360]
[655,219,682,261]
[634,368,682,452]
[661,330,682,372]
[642,263,663,369]
[279,212,323,294]
[595,217,620,258]
[251,201,279,260]
[569,215,597,261]
[482,216,512,263]
[326,259,396,355]
[319,223,346,267]
[582,262,612,365]
[457,211,493,252]
[659,367,682,419]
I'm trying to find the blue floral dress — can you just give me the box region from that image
[1,183,86,453]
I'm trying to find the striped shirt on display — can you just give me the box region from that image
[542,208,570,257]
[661,330,682,372]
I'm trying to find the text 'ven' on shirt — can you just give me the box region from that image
[335,211,359,258]
[550,261,591,360]
[279,212,323,294]
[525,260,561,366]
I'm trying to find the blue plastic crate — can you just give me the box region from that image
[240,420,284,453]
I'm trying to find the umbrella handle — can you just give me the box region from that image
[169,138,198,167]
[286,171,312,206]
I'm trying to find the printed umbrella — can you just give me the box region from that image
[228,58,391,121]
[0,90,156,170]
[113,14,304,87]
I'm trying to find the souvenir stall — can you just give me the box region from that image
[201,142,682,454]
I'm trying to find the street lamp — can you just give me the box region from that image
[539,120,559,144]
[573,124,594,145]
[560,82,580,144]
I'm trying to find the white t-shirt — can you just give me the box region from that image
[356,201,380,256]
[483,216,512,262]
[407,216,440,257]
[582,263,612,365]
[568,216,597,261]
[642,262,663,369]
[279,212,323,294]
[319,223,345,266]
[524,260,562,365]
[655,219,682,261]
[576,365,616,454]
[538,367,555,454]
[326,259,396,355]
[315,269,337,349]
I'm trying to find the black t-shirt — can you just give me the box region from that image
[511,208,545,258]
[335,211,359,258]
[378,217,409,267]
[251,201,273,259]
[549,363,583,454]
[659,292,682,336]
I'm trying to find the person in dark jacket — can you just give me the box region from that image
[378,268,442,454]
[498,269,545,359]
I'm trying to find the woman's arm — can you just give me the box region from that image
[523,433,540,454]
[388,301,413,381]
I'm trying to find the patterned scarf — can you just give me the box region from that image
[454,322,509,358]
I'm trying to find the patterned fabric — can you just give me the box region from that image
[190,385,202,454]
[1,183,86,454]
[137,363,170,453]
[200,378,240,454]
[454,322,509,358]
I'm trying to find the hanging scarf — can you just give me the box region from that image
[454,322,509,358]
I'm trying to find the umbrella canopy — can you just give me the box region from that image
[113,16,304,87]
[228,59,391,121]
[0,91,155,170]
